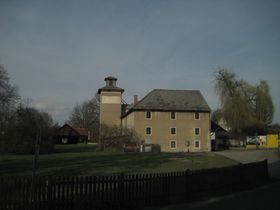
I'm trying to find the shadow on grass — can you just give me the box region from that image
[54,143,99,153]
[0,152,238,177]
[41,153,177,176]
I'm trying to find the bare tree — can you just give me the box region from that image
[0,65,19,139]
[67,93,100,140]
[0,65,18,104]
[0,65,57,154]
[98,124,140,151]
[0,65,19,113]
[1,105,55,154]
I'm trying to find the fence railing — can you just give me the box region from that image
[0,160,268,210]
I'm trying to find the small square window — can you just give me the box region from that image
[170,127,176,135]
[194,112,200,120]
[195,140,200,148]
[170,140,176,149]
[195,128,200,135]
[170,112,176,120]
[146,111,152,119]
[146,127,152,135]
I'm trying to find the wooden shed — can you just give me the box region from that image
[54,124,89,144]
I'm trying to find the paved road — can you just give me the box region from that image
[145,181,280,210]
[144,149,280,210]
[215,149,279,164]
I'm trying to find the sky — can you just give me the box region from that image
[0,0,279,125]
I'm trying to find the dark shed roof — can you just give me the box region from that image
[211,121,227,133]
[55,124,80,136]
[55,124,89,137]
[122,89,211,117]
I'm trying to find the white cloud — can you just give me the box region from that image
[32,102,48,110]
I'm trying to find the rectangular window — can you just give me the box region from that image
[195,127,200,136]
[194,140,200,149]
[170,127,176,135]
[170,111,176,120]
[170,140,176,149]
[146,127,152,135]
[146,111,152,119]
[194,112,200,120]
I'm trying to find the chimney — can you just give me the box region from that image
[134,95,138,105]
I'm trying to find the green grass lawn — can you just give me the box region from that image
[0,144,238,177]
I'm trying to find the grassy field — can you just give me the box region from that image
[0,144,238,177]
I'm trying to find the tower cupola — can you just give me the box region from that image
[98,76,124,129]
[105,76,117,87]
[98,76,124,94]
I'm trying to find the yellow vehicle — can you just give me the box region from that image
[246,134,279,149]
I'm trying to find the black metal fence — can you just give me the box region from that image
[0,160,268,210]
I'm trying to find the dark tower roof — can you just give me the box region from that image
[98,76,124,94]
[104,76,117,81]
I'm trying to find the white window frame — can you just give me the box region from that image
[194,127,200,136]
[145,111,152,120]
[145,127,152,136]
[194,112,200,120]
[170,140,177,149]
[194,140,200,149]
[170,111,176,120]
[170,127,177,136]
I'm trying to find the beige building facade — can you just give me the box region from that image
[122,111,210,152]
[98,76,211,152]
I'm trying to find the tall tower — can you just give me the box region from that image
[98,76,124,129]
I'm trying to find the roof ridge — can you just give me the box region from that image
[153,88,200,91]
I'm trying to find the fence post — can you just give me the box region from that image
[118,173,125,209]
[263,159,269,180]
[239,163,243,190]
[0,178,7,210]
[185,169,191,201]
[47,177,53,210]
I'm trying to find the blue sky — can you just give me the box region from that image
[0,0,279,124]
